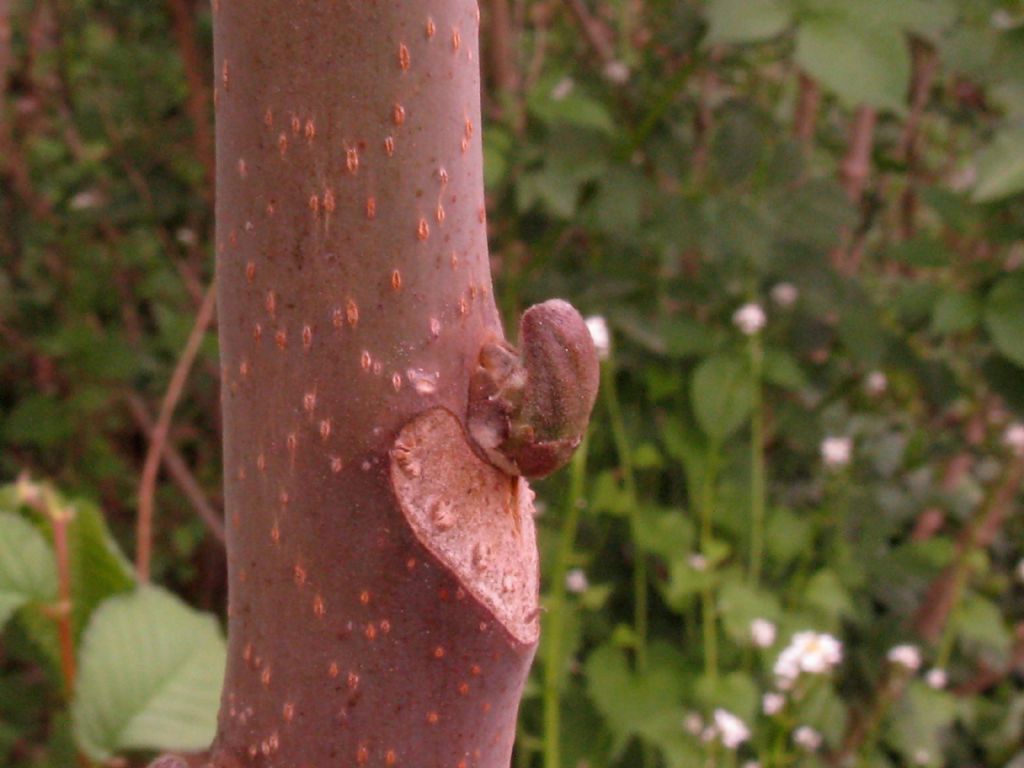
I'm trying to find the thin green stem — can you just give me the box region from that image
[935,563,968,670]
[602,361,648,671]
[542,438,589,768]
[749,334,766,587]
[700,445,719,683]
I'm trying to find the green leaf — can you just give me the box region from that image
[718,580,781,646]
[985,275,1024,368]
[954,593,1012,662]
[762,348,807,390]
[695,671,759,723]
[884,237,954,268]
[585,642,686,752]
[766,508,812,568]
[527,76,615,135]
[0,513,58,629]
[634,507,694,561]
[705,0,792,44]
[931,290,980,334]
[973,128,1024,203]
[691,354,754,443]
[804,569,855,624]
[770,179,856,251]
[612,311,714,359]
[887,681,956,762]
[795,14,910,112]
[72,586,226,761]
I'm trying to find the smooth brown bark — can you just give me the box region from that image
[210,2,538,766]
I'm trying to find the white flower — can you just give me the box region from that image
[1003,423,1024,456]
[864,370,888,396]
[793,725,822,751]
[551,76,575,101]
[886,644,922,671]
[750,618,777,648]
[585,315,611,360]
[603,60,630,84]
[1016,558,1024,584]
[774,631,843,683]
[69,188,104,210]
[176,227,198,246]
[771,282,799,308]
[712,709,750,750]
[821,436,852,468]
[565,568,589,594]
[762,692,785,716]
[688,553,708,572]
[733,303,766,335]
[925,668,947,689]
[742,763,761,768]
[682,711,704,736]
[913,748,932,765]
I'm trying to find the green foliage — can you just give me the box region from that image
[0,513,58,628]
[0,483,223,764]
[3,0,1024,765]
[72,586,225,761]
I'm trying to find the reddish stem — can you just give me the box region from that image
[51,504,77,699]
[793,71,820,145]
[167,0,215,196]
[136,281,217,582]
[832,105,877,275]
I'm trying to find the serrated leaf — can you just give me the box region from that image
[795,15,910,112]
[0,512,58,629]
[973,128,1024,203]
[705,0,792,43]
[691,354,754,443]
[985,275,1024,368]
[72,586,225,761]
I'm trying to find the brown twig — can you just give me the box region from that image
[486,0,519,110]
[832,105,877,275]
[840,105,878,203]
[125,392,225,544]
[562,0,615,65]
[136,280,217,582]
[914,455,1024,641]
[793,71,820,145]
[832,667,911,765]
[166,0,214,196]
[899,39,938,239]
[692,47,722,178]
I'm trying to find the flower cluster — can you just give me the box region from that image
[708,708,750,750]
[774,631,843,688]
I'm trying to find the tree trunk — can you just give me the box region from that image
[208,2,552,765]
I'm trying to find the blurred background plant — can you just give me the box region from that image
[2,0,1024,766]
